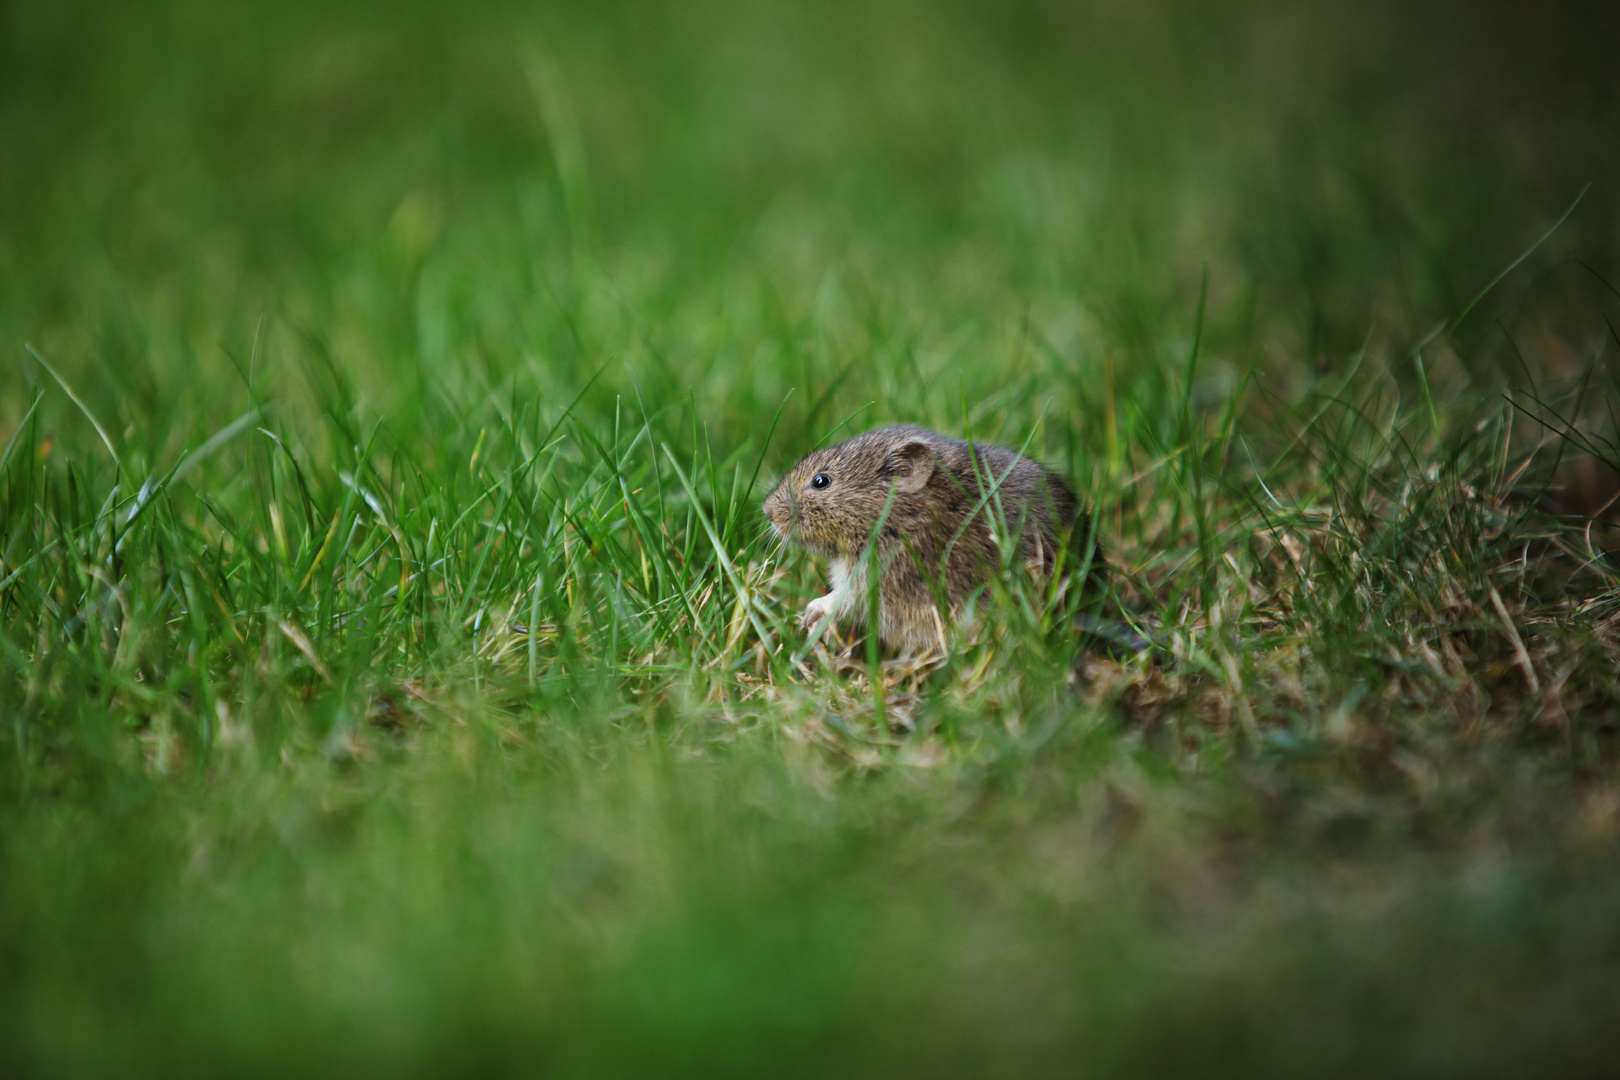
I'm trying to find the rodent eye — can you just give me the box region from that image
[810,473,831,490]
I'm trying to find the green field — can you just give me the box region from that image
[4,0,1620,1074]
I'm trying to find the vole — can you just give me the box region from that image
[763,424,1101,655]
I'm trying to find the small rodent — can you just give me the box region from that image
[763,424,1100,654]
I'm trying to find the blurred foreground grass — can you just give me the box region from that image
[4,0,1620,1074]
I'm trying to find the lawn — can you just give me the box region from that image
[3,0,1620,1075]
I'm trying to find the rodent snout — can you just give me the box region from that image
[762,483,793,538]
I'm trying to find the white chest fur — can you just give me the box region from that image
[802,556,864,635]
[826,557,865,619]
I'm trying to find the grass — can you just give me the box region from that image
[4,0,1620,1074]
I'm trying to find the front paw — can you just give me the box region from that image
[802,593,838,630]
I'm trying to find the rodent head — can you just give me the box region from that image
[763,426,940,559]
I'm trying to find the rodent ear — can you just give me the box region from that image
[890,439,936,494]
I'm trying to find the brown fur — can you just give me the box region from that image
[763,425,1099,654]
